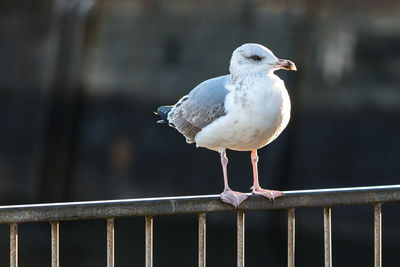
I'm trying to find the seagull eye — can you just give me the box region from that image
[249,55,262,61]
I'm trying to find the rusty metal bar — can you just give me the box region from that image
[10,223,18,267]
[374,203,382,267]
[237,210,245,267]
[106,218,114,267]
[145,216,153,267]
[0,185,400,223]
[288,208,295,267]
[324,207,332,267]
[198,213,206,267]
[50,222,59,267]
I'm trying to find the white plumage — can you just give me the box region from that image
[195,72,291,152]
[157,43,296,208]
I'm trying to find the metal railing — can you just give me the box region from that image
[1,184,400,267]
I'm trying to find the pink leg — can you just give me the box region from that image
[221,149,230,191]
[219,150,248,208]
[251,149,283,201]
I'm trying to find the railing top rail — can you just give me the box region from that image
[0,185,399,224]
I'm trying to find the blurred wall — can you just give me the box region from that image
[0,0,400,266]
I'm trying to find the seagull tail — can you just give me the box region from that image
[155,105,172,123]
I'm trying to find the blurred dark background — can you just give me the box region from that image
[1,0,400,266]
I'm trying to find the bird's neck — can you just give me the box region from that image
[229,72,268,89]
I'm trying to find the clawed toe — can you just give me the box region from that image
[220,189,248,208]
[252,187,284,202]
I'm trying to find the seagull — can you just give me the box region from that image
[156,43,296,208]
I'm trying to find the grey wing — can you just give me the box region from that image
[168,75,230,143]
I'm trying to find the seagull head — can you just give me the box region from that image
[229,43,296,77]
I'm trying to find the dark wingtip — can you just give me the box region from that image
[155,106,172,123]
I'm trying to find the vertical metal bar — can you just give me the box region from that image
[145,216,153,267]
[288,208,295,267]
[374,203,382,267]
[106,218,114,267]
[324,207,332,267]
[50,222,59,267]
[198,213,206,267]
[237,210,245,267]
[10,223,18,267]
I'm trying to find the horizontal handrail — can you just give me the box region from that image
[0,185,399,224]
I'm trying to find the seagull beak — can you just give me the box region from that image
[278,59,297,71]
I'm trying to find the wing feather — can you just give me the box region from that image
[168,75,230,143]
